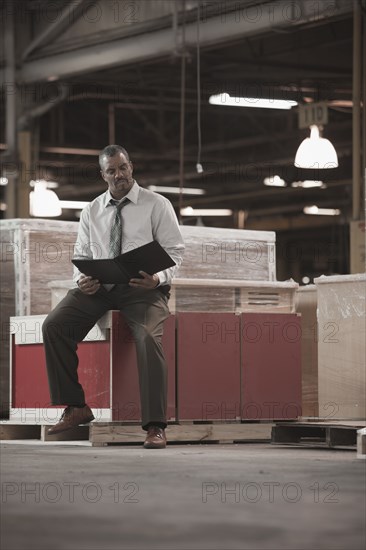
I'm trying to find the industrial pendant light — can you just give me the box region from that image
[294,125,338,169]
[29,180,62,217]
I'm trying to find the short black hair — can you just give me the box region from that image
[99,145,130,169]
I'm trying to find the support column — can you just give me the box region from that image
[350,0,365,273]
[352,0,362,221]
[18,131,33,218]
[3,0,17,218]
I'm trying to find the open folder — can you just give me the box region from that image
[72,241,176,284]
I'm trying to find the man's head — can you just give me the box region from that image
[99,145,134,200]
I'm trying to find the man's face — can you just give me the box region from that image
[100,152,134,199]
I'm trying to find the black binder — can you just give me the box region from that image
[72,241,176,284]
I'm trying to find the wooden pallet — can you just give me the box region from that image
[271,421,365,449]
[89,421,273,446]
[0,421,89,441]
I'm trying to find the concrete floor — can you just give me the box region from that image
[1,441,365,550]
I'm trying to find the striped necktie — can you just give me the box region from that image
[109,198,130,258]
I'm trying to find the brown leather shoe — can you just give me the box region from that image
[47,405,94,435]
[143,426,167,449]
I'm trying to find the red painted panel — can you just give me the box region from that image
[177,313,241,421]
[111,313,176,421]
[241,313,302,420]
[12,339,110,409]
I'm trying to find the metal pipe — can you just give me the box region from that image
[178,0,186,223]
[172,0,178,56]
[352,0,362,220]
[362,0,366,218]
[108,104,115,144]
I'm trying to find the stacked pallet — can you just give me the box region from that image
[1,219,300,429]
[315,273,366,420]
[0,219,79,416]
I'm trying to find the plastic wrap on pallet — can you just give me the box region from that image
[314,273,366,420]
[171,279,298,313]
[0,219,79,316]
[1,220,277,417]
[48,278,298,315]
[0,219,79,417]
[172,225,277,311]
[177,225,276,281]
[295,285,318,417]
[45,225,278,313]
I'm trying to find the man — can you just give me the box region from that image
[42,145,185,449]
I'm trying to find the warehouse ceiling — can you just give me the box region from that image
[0,0,360,268]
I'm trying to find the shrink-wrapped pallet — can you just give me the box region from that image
[178,226,276,281]
[295,285,318,417]
[170,279,297,313]
[0,219,79,315]
[175,226,276,311]
[0,219,79,416]
[315,273,366,420]
[1,220,277,417]
[48,279,298,315]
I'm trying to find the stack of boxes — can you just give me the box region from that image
[1,219,302,424]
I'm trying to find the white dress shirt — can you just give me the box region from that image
[73,181,185,287]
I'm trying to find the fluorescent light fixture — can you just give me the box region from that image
[59,200,89,209]
[294,125,338,168]
[30,179,59,189]
[0,177,8,186]
[291,180,326,188]
[148,186,206,195]
[0,202,7,211]
[209,93,297,110]
[303,205,340,216]
[181,207,233,216]
[264,175,286,187]
[29,180,61,217]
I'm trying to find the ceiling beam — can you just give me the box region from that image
[245,214,347,232]
[21,0,88,61]
[169,179,352,208]
[7,0,352,84]
[28,118,350,161]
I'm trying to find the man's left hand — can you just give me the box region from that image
[129,271,159,289]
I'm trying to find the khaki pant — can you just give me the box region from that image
[42,285,170,429]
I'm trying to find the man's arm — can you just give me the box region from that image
[151,197,185,286]
[129,199,184,290]
[72,205,93,286]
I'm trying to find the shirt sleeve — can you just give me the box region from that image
[151,197,185,286]
[72,205,92,285]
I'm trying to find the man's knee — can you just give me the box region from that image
[131,324,163,345]
[42,311,64,342]
[42,310,80,342]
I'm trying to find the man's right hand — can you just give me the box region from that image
[77,275,101,295]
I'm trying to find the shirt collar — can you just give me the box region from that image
[104,180,140,207]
